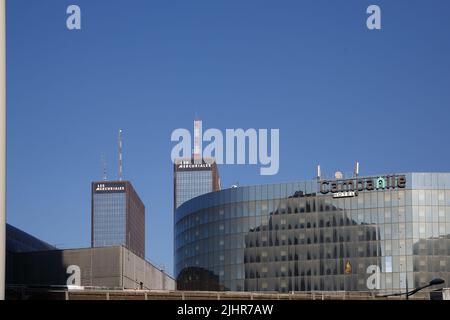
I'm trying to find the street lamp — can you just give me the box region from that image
[380,278,445,300]
[405,278,445,299]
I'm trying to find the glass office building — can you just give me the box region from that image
[173,158,221,210]
[175,172,450,293]
[92,181,145,257]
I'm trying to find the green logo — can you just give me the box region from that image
[375,177,386,189]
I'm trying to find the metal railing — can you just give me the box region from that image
[6,285,438,300]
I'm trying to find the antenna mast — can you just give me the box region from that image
[118,129,123,181]
[354,161,360,177]
[101,155,107,181]
[193,118,202,164]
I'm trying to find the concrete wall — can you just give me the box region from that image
[8,246,175,290]
[121,247,175,290]
[10,246,122,288]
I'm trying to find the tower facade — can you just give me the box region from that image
[91,180,145,257]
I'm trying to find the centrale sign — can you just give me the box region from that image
[320,175,406,195]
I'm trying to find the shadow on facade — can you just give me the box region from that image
[177,266,228,291]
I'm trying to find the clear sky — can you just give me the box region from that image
[6,0,450,274]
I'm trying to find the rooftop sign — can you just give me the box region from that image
[320,175,406,195]
[94,183,126,193]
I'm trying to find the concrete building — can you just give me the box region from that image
[8,246,175,290]
[6,224,175,293]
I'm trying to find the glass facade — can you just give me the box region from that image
[91,181,145,257]
[93,192,126,247]
[173,158,221,210]
[175,173,450,293]
[6,224,55,253]
[176,171,213,209]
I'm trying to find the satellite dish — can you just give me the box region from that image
[335,171,344,179]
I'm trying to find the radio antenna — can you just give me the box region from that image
[354,161,360,177]
[101,154,107,181]
[118,129,123,181]
[193,118,202,163]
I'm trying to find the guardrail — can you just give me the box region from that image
[6,285,438,300]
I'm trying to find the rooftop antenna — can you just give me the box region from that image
[101,154,107,181]
[193,118,202,164]
[354,161,360,177]
[118,129,123,181]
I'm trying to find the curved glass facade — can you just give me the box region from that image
[175,173,450,293]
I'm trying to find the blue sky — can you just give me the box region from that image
[6,0,450,274]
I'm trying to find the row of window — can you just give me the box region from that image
[177,207,450,236]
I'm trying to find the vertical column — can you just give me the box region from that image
[0,0,6,301]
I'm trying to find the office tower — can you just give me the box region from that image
[174,172,450,292]
[173,158,221,209]
[91,180,145,258]
[173,119,221,210]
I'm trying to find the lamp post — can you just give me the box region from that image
[405,278,445,299]
[380,278,445,300]
[0,0,6,302]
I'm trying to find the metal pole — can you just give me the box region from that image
[118,129,123,181]
[0,0,6,301]
[406,274,409,300]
